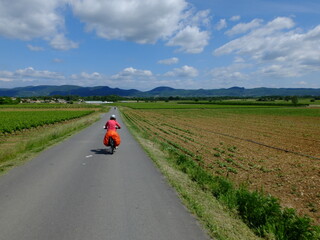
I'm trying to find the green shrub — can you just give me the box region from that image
[210,176,234,198]
[236,188,282,236]
[272,208,319,240]
[176,154,197,173]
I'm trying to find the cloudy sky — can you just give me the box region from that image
[0,0,320,90]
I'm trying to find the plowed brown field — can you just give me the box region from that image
[123,107,320,223]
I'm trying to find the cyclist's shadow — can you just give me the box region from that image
[91,148,113,155]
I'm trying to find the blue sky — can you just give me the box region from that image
[0,0,320,90]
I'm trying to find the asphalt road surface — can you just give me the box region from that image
[0,108,210,240]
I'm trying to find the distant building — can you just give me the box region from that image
[56,99,67,104]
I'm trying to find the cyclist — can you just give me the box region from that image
[103,115,121,148]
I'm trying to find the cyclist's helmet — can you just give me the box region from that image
[110,114,116,120]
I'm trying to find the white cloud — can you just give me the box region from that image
[0,70,13,77]
[15,67,64,79]
[164,65,198,78]
[230,16,241,22]
[166,26,209,53]
[256,64,308,79]
[69,71,116,86]
[0,70,14,82]
[215,17,296,56]
[298,81,307,85]
[187,9,211,27]
[71,0,187,44]
[0,71,14,84]
[53,58,63,63]
[257,17,295,35]
[71,0,211,53]
[0,0,78,50]
[215,19,227,30]
[214,17,320,74]
[0,77,12,82]
[0,0,63,40]
[0,68,106,87]
[210,64,249,83]
[71,72,102,80]
[0,67,65,86]
[0,0,212,53]
[0,67,201,90]
[158,57,179,65]
[234,56,245,63]
[27,44,44,51]
[225,19,263,36]
[112,67,153,80]
[212,17,320,86]
[49,34,79,50]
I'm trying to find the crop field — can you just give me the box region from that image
[0,103,107,135]
[117,101,293,109]
[122,105,320,223]
[0,110,94,134]
[0,104,103,174]
[0,103,101,109]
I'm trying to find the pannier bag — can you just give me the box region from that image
[103,130,121,146]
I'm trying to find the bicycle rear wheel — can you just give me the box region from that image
[109,137,115,154]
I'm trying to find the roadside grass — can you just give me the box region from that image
[0,111,103,175]
[121,108,320,240]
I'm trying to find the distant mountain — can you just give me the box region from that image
[49,86,141,97]
[142,86,320,97]
[0,85,81,97]
[0,85,142,97]
[0,85,320,97]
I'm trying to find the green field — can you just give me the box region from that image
[117,101,295,109]
[0,103,101,108]
[117,101,320,116]
[0,110,94,134]
[0,104,104,175]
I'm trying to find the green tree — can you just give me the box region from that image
[291,96,299,106]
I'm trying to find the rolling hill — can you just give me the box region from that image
[0,85,319,97]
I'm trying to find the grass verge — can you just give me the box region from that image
[121,109,320,240]
[0,112,102,175]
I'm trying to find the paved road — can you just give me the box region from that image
[0,108,210,240]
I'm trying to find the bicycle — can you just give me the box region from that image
[103,125,120,154]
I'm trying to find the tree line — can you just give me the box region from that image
[1,95,319,105]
